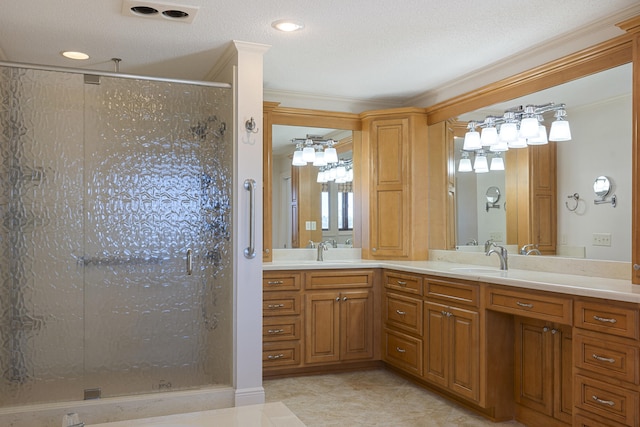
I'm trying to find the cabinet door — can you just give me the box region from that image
[340,290,374,361]
[424,301,449,388]
[369,118,409,258]
[449,305,480,402]
[305,292,340,364]
[514,317,553,417]
[553,324,573,424]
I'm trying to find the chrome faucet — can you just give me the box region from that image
[484,239,494,253]
[486,244,508,270]
[520,244,541,255]
[317,241,328,261]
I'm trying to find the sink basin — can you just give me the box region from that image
[450,267,505,275]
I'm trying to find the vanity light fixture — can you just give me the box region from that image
[473,150,489,173]
[458,150,505,173]
[291,136,339,166]
[464,102,571,150]
[317,160,353,183]
[272,19,305,32]
[490,152,505,171]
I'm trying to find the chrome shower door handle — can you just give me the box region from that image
[244,178,257,259]
[186,248,193,275]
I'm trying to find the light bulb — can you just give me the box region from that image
[473,154,489,173]
[519,117,540,139]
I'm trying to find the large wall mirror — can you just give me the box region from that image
[452,62,632,261]
[262,105,362,260]
[272,125,354,249]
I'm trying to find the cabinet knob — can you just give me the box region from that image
[372,248,377,252]
[343,296,348,301]
[335,297,340,301]
[634,264,640,271]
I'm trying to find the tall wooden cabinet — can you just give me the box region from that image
[360,108,429,260]
[505,142,557,254]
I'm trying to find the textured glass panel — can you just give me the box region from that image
[82,77,232,397]
[0,67,86,405]
[0,66,233,407]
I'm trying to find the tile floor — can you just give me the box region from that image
[264,369,526,427]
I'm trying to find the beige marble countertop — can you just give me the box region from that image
[263,257,640,304]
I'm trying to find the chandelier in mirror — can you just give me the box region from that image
[462,102,572,152]
[291,135,339,166]
[458,150,505,173]
[317,160,353,183]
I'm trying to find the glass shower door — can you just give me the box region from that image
[82,76,232,397]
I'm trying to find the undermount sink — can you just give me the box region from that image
[450,267,505,275]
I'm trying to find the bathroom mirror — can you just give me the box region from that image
[593,176,611,198]
[454,62,632,261]
[271,124,355,249]
[486,186,500,204]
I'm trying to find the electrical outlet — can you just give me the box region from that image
[489,232,503,242]
[305,221,312,231]
[592,233,611,247]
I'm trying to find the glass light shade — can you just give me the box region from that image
[490,156,505,171]
[316,170,326,183]
[302,145,315,163]
[325,167,336,181]
[292,150,306,166]
[458,157,473,172]
[549,120,572,141]
[324,147,338,163]
[346,168,354,182]
[527,125,548,145]
[336,164,347,178]
[463,130,481,150]
[312,151,326,166]
[499,122,518,142]
[519,117,539,139]
[480,127,498,146]
[508,136,527,148]
[490,141,509,152]
[473,155,489,173]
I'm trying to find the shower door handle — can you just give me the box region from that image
[186,249,193,275]
[244,178,257,259]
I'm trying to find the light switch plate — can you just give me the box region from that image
[592,233,611,246]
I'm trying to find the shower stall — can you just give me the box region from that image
[0,63,233,408]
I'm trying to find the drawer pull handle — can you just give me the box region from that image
[267,353,285,360]
[592,354,616,364]
[397,280,407,285]
[396,309,406,315]
[516,301,533,308]
[267,304,285,309]
[395,347,406,353]
[592,395,615,407]
[593,315,617,324]
[268,329,284,334]
[267,280,284,285]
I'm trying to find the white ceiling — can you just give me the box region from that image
[0,0,638,108]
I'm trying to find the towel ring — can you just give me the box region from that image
[565,193,579,212]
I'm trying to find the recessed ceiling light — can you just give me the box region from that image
[62,51,90,60]
[271,19,304,32]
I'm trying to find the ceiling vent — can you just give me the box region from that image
[122,0,199,23]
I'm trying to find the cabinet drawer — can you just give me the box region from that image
[487,286,572,324]
[384,292,422,335]
[574,374,639,427]
[263,342,300,368]
[262,272,301,291]
[575,333,639,384]
[263,292,301,316]
[263,316,301,342]
[574,411,629,427]
[305,270,374,289]
[384,271,422,295]
[383,329,422,376]
[575,300,639,340]
[425,277,479,307]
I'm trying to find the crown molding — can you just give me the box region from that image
[264,88,401,114]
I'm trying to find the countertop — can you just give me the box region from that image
[263,258,640,304]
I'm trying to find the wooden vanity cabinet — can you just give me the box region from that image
[382,271,424,376]
[304,270,376,365]
[573,299,640,427]
[423,277,480,403]
[262,271,303,372]
[514,317,573,426]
